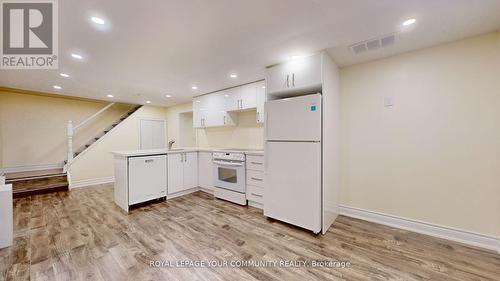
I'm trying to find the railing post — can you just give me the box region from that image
[67,120,74,162]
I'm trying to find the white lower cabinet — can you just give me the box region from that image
[168,152,198,195]
[245,154,265,207]
[198,152,214,191]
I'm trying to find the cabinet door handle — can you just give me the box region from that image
[250,162,263,165]
[286,74,289,88]
[145,159,154,163]
[251,193,263,198]
[251,177,263,181]
[224,115,226,124]
[292,73,295,87]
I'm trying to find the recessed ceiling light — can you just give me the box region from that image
[71,53,83,60]
[165,94,172,98]
[402,18,416,26]
[191,86,198,90]
[60,73,70,78]
[53,85,62,90]
[91,17,105,25]
[262,86,266,89]
[106,94,114,98]
[224,94,229,97]
[230,74,238,78]
[146,100,151,104]
[196,100,201,103]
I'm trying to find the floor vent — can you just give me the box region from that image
[350,33,397,55]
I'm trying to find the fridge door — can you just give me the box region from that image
[264,141,321,233]
[265,93,322,141]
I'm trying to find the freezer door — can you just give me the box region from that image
[265,94,322,141]
[128,155,167,205]
[264,142,321,233]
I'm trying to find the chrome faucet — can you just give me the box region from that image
[168,140,175,150]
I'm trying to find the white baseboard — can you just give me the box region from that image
[198,187,214,194]
[339,205,500,253]
[0,163,63,174]
[70,176,114,189]
[247,200,263,209]
[167,187,199,199]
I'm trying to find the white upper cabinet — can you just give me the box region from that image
[225,84,256,111]
[224,88,240,111]
[265,53,322,96]
[193,96,209,128]
[193,81,264,128]
[207,91,237,127]
[256,81,265,123]
[238,83,257,110]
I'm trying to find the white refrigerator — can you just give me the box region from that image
[264,93,322,233]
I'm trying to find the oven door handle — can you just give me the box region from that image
[213,160,244,167]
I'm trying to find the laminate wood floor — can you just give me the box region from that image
[1,184,499,281]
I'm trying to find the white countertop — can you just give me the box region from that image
[111,148,264,157]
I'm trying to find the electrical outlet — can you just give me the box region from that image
[384,96,394,107]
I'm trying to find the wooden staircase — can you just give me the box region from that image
[5,169,68,198]
[65,105,142,163]
[5,105,142,198]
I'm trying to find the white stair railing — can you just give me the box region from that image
[66,102,115,163]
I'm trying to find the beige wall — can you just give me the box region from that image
[68,106,168,183]
[166,103,264,149]
[339,31,500,237]
[165,103,193,148]
[0,89,133,169]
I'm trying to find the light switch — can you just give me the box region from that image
[384,96,394,107]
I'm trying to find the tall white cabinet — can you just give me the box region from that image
[264,52,340,234]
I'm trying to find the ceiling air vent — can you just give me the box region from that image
[349,33,397,55]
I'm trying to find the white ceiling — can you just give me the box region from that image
[1,0,499,106]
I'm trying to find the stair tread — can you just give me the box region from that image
[5,169,64,181]
[6,173,66,183]
[11,175,68,192]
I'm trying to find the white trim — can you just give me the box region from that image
[69,176,114,189]
[0,162,63,174]
[199,187,214,194]
[339,205,500,253]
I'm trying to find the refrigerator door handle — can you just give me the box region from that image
[286,74,289,88]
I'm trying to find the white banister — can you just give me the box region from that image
[74,102,115,131]
[66,102,115,163]
[67,120,74,162]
